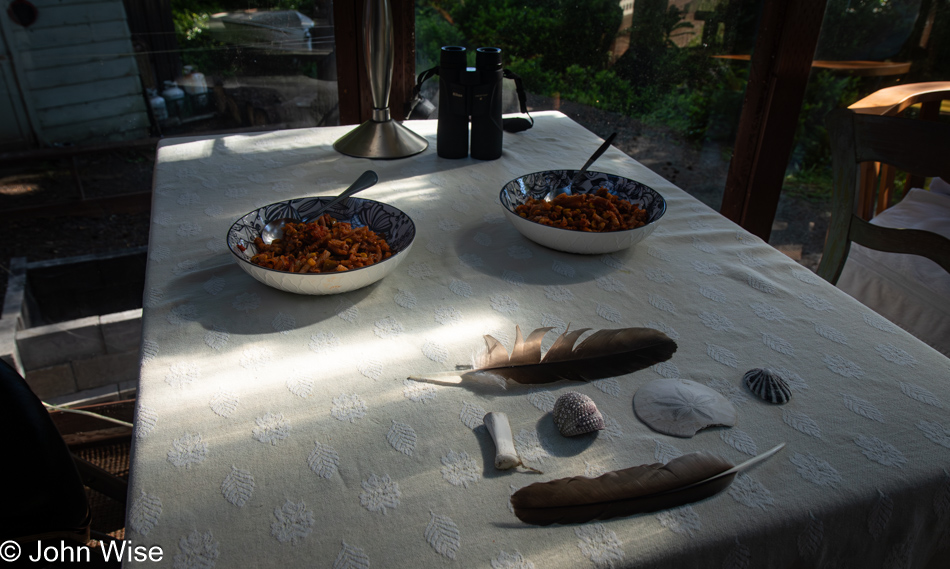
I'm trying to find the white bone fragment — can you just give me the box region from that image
[484,412,520,469]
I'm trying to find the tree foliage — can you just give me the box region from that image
[417,0,621,73]
[815,0,922,60]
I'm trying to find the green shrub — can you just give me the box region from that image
[415,2,467,69]
[789,70,860,172]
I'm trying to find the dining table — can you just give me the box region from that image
[125,111,950,569]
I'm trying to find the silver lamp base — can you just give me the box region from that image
[334,119,429,159]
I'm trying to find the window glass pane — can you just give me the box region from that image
[0,0,338,303]
[155,0,339,135]
[413,0,757,226]
[772,0,950,271]
[1,1,337,152]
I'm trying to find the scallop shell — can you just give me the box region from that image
[743,368,791,404]
[552,392,605,436]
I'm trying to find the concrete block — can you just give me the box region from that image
[100,309,143,353]
[72,350,140,391]
[47,384,120,407]
[0,316,22,375]
[16,315,105,370]
[0,257,26,373]
[25,363,78,400]
[2,257,26,319]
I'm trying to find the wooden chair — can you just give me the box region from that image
[1,358,131,562]
[847,82,950,220]
[1,358,91,546]
[818,106,950,286]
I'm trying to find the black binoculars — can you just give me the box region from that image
[437,46,504,160]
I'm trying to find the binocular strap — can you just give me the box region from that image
[410,65,534,133]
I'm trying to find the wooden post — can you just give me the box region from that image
[719,0,828,241]
[335,0,416,125]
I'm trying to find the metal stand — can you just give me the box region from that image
[334,0,428,159]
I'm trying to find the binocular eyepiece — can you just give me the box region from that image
[437,46,504,160]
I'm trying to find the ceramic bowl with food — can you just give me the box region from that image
[227,196,415,295]
[499,170,667,254]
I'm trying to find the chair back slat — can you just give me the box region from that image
[852,113,950,179]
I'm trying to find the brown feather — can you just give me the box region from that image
[511,444,785,525]
[466,326,677,384]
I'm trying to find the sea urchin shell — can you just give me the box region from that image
[743,368,791,404]
[552,392,605,436]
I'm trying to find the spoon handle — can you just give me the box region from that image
[305,170,379,221]
[571,132,617,186]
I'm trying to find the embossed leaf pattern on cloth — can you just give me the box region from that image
[842,393,885,423]
[135,406,158,440]
[459,401,487,430]
[868,490,893,540]
[706,343,738,368]
[333,542,370,569]
[653,439,683,464]
[253,412,291,445]
[204,326,230,351]
[600,413,624,442]
[175,530,219,569]
[403,379,437,403]
[387,420,417,456]
[798,512,824,558]
[209,390,239,417]
[527,389,556,412]
[287,375,314,398]
[308,441,340,479]
[441,450,480,488]
[854,435,907,468]
[917,420,950,449]
[515,429,550,464]
[425,513,461,559]
[721,429,758,456]
[129,491,162,536]
[165,362,199,389]
[360,473,401,514]
[783,409,822,439]
[790,453,842,487]
[657,505,701,537]
[728,474,774,510]
[332,394,367,422]
[271,499,314,544]
[901,382,943,408]
[724,539,751,569]
[221,466,255,507]
[492,550,535,569]
[575,524,625,567]
[168,433,208,468]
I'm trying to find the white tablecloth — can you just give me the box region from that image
[127,112,950,569]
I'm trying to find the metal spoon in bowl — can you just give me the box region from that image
[546,132,617,202]
[261,170,379,244]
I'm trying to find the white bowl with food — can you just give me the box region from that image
[227,196,415,295]
[499,170,667,254]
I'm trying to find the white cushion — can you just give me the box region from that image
[837,179,950,356]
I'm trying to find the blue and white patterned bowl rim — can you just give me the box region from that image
[500,170,667,229]
[227,196,416,275]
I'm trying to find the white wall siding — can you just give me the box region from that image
[2,0,149,146]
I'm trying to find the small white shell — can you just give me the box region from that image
[634,378,737,438]
[743,368,791,404]
[553,392,605,436]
